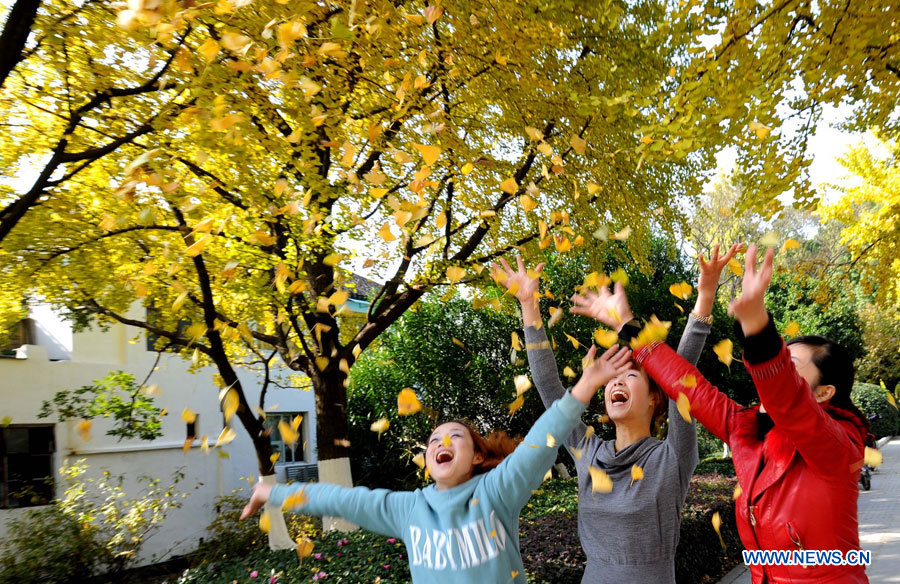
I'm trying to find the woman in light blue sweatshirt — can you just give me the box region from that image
[241,343,633,583]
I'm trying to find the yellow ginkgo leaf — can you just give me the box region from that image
[398,388,423,416]
[371,417,390,437]
[712,511,726,549]
[183,437,195,453]
[222,388,239,422]
[291,414,303,431]
[460,162,474,175]
[610,268,629,286]
[185,234,212,257]
[76,420,92,442]
[570,446,583,460]
[215,426,236,447]
[727,257,743,276]
[594,329,618,348]
[414,144,441,165]
[760,231,779,248]
[511,571,519,579]
[640,136,655,145]
[564,333,581,348]
[864,446,883,468]
[446,266,466,283]
[676,392,692,424]
[589,466,613,493]
[412,453,426,469]
[546,433,556,448]
[519,194,537,213]
[525,126,543,141]
[279,420,300,446]
[784,321,800,338]
[678,374,697,388]
[296,538,315,561]
[500,177,518,194]
[442,434,452,448]
[378,222,396,242]
[201,435,210,453]
[563,366,577,379]
[283,487,309,509]
[259,510,271,533]
[585,426,596,439]
[269,452,279,463]
[182,408,197,424]
[748,121,771,139]
[782,238,801,251]
[606,306,621,324]
[630,464,644,487]
[508,395,525,416]
[630,316,670,349]
[713,339,734,369]
[610,227,632,241]
[511,332,522,352]
[733,485,742,501]
[570,134,586,155]
[548,306,564,328]
[514,375,532,396]
[323,253,342,266]
[669,281,692,300]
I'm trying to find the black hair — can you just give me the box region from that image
[786,335,867,425]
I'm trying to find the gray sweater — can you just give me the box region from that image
[524,316,710,584]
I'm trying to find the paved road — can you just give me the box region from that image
[718,436,900,584]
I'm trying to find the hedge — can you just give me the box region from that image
[851,382,900,439]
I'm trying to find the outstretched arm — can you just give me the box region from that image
[241,480,415,539]
[494,256,589,449]
[483,344,631,516]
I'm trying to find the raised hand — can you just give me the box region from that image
[695,242,744,316]
[240,480,273,520]
[570,281,634,331]
[571,344,633,404]
[492,256,545,305]
[727,245,775,336]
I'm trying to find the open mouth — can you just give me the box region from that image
[436,450,454,464]
[610,389,629,406]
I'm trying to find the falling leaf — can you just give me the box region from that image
[678,374,697,388]
[713,339,734,369]
[782,239,801,251]
[611,227,632,241]
[201,435,210,453]
[630,464,644,487]
[508,395,525,416]
[640,136,655,145]
[414,144,441,165]
[185,234,212,257]
[727,257,743,276]
[514,375,532,396]
[278,420,300,446]
[525,126,543,141]
[864,446,883,468]
[184,437,195,454]
[76,420,92,442]
[669,281,692,300]
[676,392,692,423]
[570,134,586,155]
[181,408,197,424]
[563,366,577,379]
[221,388,239,422]
[370,417,390,436]
[259,510,271,533]
[511,332,522,351]
[198,38,221,62]
[215,426,236,446]
[519,194,537,213]
[712,512,726,549]
[606,306,621,324]
[283,487,308,509]
[442,434,452,449]
[748,121,771,139]
[589,466,613,493]
[511,571,519,579]
[759,231,779,248]
[500,177,518,194]
[570,446,583,460]
[412,453,426,469]
[610,268,629,286]
[297,538,315,561]
[784,321,800,338]
[585,426,596,440]
[546,433,557,448]
[548,306,564,328]
[594,329,618,348]
[733,485,742,501]
[397,388,423,416]
[378,222,396,242]
[291,414,303,431]
[630,315,671,349]
[446,266,466,283]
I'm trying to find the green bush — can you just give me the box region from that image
[193,493,321,565]
[851,382,900,439]
[0,460,184,584]
[695,456,735,477]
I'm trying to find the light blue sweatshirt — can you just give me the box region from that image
[268,391,587,583]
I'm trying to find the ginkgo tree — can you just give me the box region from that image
[3,0,712,489]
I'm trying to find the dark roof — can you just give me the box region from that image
[345,271,381,300]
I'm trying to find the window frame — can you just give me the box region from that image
[0,424,56,509]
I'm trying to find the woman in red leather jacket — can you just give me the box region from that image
[579,246,870,584]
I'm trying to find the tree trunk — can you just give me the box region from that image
[312,367,356,531]
[0,0,40,89]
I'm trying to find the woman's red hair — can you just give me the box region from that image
[443,420,520,475]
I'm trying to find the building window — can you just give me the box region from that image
[1,425,55,508]
[186,416,198,440]
[266,413,306,463]
[1,318,35,357]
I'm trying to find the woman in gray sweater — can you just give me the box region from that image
[494,245,739,583]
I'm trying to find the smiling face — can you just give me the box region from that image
[604,366,656,426]
[426,422,484,490]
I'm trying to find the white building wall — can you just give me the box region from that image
[0,305,317,565]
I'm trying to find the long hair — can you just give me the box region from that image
[786,335,868,429]
[442,420,520,475]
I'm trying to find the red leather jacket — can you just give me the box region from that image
[636,341,869,584]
